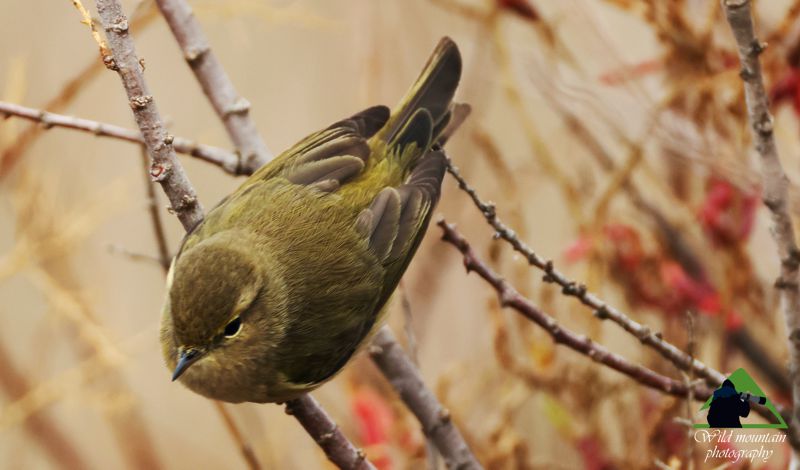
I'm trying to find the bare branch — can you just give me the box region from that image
[154,0,271,172]
[439,218,799,441]
[445,155,800,444]
[721,0,800,444]
[437,219,713,399]
[213,401,262,470]
[0,101,242,174]
[0,1,158,179]
[93,0,204,230]
[139,146,171,271]
[0,342,88,469]
[285,395,376,470]
[369,327,482,470]
[444,156,728,387]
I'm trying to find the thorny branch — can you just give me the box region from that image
[444,156,727,387]
[438,219,712,399]
[444,156,800,446]
[90,0,374,467]
[154,0,271,172]
[437,219,794,433]
[721,0,800,449]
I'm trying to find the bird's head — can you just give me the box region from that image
[160,235,283,402]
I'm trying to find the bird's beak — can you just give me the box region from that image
[172,348,202,381]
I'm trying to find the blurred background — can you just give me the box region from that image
[2,0,800,468]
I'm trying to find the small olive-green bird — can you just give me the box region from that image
[160,37,462,403]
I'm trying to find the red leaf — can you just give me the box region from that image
[698,177,759,246]
[352,386,395,469]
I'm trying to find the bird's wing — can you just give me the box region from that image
[244,105,390,189]
[175,106,390,256]
[355,149,447,310]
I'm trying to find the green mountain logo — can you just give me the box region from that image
[694,368,787,429]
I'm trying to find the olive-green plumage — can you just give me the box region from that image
[160,37,462,403]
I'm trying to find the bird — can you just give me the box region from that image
[160,37,463,403]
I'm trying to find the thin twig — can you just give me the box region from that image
[437,219,712,399]
[154,0,271,172]
[0,341,88,470]
[107,244,164,266]
[721,0,800,456]
[444,156,727,387]
[445,157,800,443]
[213,401,262,470]
[89,2,372,467]
[285,395,376,470]
[71,0,112,57]
[0,101,242,174]
[369,327,482,470]
[140,145,171,271]
[682,312,696,470]
[437,219,798,437]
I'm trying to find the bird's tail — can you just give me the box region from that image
[375,37,462,171]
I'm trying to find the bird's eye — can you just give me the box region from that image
[224,316,242,338]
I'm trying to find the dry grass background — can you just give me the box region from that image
[3,0,800,468]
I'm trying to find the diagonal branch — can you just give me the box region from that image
[154,0,271,172]
[444,156,727,387]
[438,219,712,399]
[285,395,376,470]
[437,219,797,434]
[721,0,800,457]
[369,328,482,470]
[93,0,204,231]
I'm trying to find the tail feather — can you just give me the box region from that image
[378,37,462,168]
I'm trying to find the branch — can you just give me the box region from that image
[94,0,204,231]
[154,0,271,172]
[285,395,376,470]
[444,157,727,387]
[0,101,242,175]
[437,220,800,436]
[445,157,800,443]
[90,1,373,467]
[369,327,481,470]
[0,342,88,469]
[437,219,712,399]
[0,0,158,180]
[721,0,800,438]
[139,146,171,271]
[213,401,262,470]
